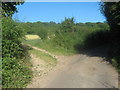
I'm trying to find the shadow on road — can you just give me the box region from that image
[75,44,111,58]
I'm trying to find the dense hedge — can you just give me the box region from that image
[2,17,32,88]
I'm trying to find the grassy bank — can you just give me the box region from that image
[24,39,76,55]
[29,49,57,66]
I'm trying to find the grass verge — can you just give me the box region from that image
[24,39,75,56]
[29,49,57,66]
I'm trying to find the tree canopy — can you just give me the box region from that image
[2,2,24,17]
[100,2,120,31]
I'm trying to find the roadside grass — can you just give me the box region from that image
[24,29,109,56]
[24,39,75,56]
[29,49,57,66]
[23,39,42,46]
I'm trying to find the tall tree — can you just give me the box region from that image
[100,1,120,68]
[2,2,24,17]
[100,2,120,31]
[61,17,76,32]
[100,2,120,43]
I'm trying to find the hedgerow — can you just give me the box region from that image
[2,17,32,88]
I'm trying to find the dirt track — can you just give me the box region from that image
[27,45,118,88]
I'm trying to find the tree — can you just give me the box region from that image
[2,2,24,17]
[61,17,76,32]
[2,2,32,88]
[2,1,25,58]
[100,2,120,31]
[100,2,120,71]
[100,2,120,42]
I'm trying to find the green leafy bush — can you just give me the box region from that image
[83,30,110,49]
[2,17,25,58]
[111,57,120,73]
[2,17,32,88]
[37,28,48,40]
[2,57,32,88]
[100,2,120,73]
[109,42,120,73]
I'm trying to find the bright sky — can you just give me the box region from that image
[13,2,106,23]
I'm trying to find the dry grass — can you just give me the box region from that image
[25,35,41,40]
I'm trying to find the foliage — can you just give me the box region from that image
[1,2,33,88]
[36,28,48,40]
[2,57,32,88]
[2,17,32,88]
[111,56,120,72]
[19,21,59,40]
[52,18,109,53]
[82,30,110,49]
[2,17,26,58]
[100,2,120,72]
[24,39,73,55]
[60,17,76,32]
[100,2,120,44]
[23,17,109,55]
[2,2,24,17]
[100,2,120,31]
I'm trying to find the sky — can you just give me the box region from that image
[13,2,106,23]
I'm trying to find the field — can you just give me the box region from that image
[25,35,41,40]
